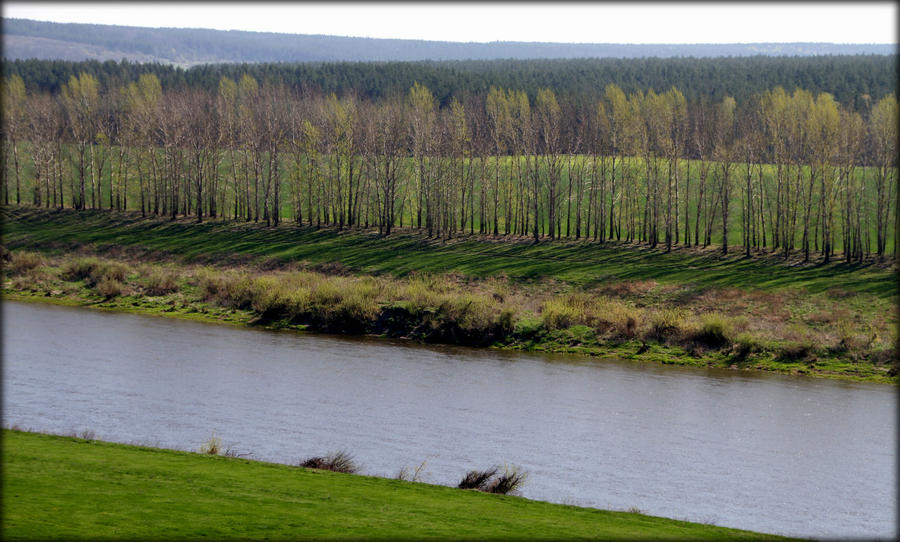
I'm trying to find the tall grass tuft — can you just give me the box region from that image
[299,450,358,474]
[143,268,180,296]
[458,467,498,490]
[395,460,428,482]
[199,434,222,455]
[693,313,733,348]
[457,465,527,495]
[647,308,688,342]
[541,297,583,330]
[61,257,128,287]
[95,277,124,299]
[486,465,527,495]
[5,251,45,276]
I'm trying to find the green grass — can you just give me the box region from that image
[4,207,896,298]
[1,429,792,540]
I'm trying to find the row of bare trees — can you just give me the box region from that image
[2,73,897,261]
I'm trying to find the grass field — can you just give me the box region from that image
[1,429,792,540]
[4,206,895,297]
[3,207,897,382]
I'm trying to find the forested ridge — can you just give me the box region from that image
[3,55,896,109]
[2,64,897,264]
[5,17,896,66]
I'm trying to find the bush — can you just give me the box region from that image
[541,297,583,330]
[513,314,544,340]
[199,434,222,455]
[299,450,358,474]
[647,309,688,342]
[694,313,732,348]
[497,308,516,338]
[457,465,527,495]
[95,278,124,299]
[458,467,498,490]
[486,465,527,495]
[61,257,128,287]
[308,279,346,309]
[6,251,46,276]
[401,277,443,315]
[732,332,763,360]
[440,295,495,332]
[778,341,816,362]
[248,276,288,318]
[194,267,226,300]
[219,273,257,310]
[61,257,101,283]
[144,268,180,296]
[329,291,379,332]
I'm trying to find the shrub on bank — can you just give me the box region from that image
[143,268,180,296]
[777,341,817,362]
[693,313,733,348]
[5,250,45,276]
[646,308,688,342]
[300,451,358,474]
[540,293,640,340]
[61,257,128,287]
[541,297,583,330]
[95,277,124,299]
[458,465,527,495]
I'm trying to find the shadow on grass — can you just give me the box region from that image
[5,207,896,299]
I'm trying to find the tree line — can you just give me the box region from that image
[2,72,897,262]
[4,55,896,110]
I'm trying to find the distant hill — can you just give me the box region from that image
[3,18,896,66]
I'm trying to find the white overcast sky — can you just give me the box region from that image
[2,2,897,44]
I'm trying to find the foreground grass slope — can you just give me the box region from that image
[2,430,790,540]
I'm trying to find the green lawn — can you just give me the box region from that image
[2,430,792,540]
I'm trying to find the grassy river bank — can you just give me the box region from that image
[1,429,792,540]
[2,206,897,383]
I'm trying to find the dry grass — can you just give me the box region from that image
[5,251,46,276]
[5,247,895,369]
[142,267,180,296]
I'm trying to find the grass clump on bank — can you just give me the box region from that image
[300,450,359,474]
[2,429,791,540]
[458,465,528,495]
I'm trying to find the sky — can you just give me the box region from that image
[2,2,897,45]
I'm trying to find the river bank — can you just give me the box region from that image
[2,250,896,384]
[3,207,897,383]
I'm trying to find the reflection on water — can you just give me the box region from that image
[2,301,896,539]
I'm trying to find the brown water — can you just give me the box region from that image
[2,301,896,539]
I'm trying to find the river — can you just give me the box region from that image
[2,301,896,539]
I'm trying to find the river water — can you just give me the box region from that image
[2,301,896,539]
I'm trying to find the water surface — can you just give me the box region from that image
[3,301,896,539]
